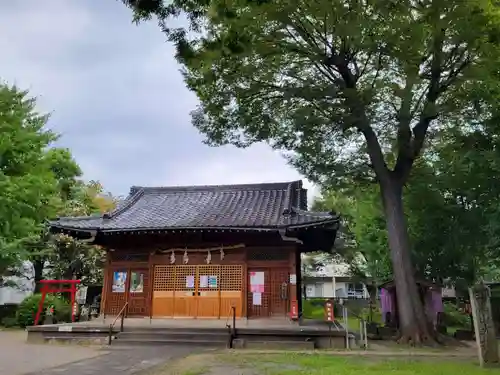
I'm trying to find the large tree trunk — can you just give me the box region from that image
[381,177,435,344]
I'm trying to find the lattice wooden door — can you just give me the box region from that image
[152,265,175,317]
[173,265,197,317]
[127,268,150,316]
[106,267,128,315]
[269,268,289,316]
[196,265,220,318]
[247,269,269,317]
[219,265,243,318]
[247,268,289,317]
[152,264,243,318]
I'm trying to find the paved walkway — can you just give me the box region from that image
[0,330,201,375]
[24,346,200,375]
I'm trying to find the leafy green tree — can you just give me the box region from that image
[428,119,500,286]
[313,186,392,289]
[123,0,500,343]
[30,180,116,288]
[316,140,500,297]
[0,83,114,289]
[0,84,60,286]
[44,180,116,285]
[25,148,84,288]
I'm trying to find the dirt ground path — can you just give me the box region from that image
[0,330,103,375]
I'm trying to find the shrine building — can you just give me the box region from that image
[49,180,339,320]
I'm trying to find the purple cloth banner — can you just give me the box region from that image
[380,288,393,323]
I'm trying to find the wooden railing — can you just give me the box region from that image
[108,302,128,345]
[224,305,236,348]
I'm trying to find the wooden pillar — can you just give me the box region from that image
[243,246,248,318]
[291,247,302,315]
[289,247,299,314]
[148,251,154,320]
[101,253,110,316]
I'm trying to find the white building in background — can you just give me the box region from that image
[301,254,370,299]
[303,275,369,299]
[0,261,35,305]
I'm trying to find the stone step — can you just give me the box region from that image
[112,338,229,348]
[40,336,109,345]
[237,334,316,342]
[119,330,316,341]
[121,326,230,334]
[118,331,229,341]
[233,339,315,350]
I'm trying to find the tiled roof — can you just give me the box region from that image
[50,180,338,233]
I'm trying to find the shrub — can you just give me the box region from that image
[443,302,470,328]
[1,316,18,328]
[302,299,345,320]
[16,294,71,327]
[302,299,325,319]
[359,305,383,324]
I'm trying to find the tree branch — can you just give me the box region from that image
[393,26,445,182]
[360,126,390,184]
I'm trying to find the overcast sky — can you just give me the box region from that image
[0,0,318,201]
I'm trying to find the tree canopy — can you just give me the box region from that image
[0,85,60,284]
[0,83,115,288]
[123,0,500,343]
[314,122,500,294]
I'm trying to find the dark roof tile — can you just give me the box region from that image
[50,180,338,232]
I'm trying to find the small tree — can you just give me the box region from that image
[0,84,59,286]
[123,0,500,343]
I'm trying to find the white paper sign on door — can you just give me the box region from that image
[252,292,262,306]
[250,271,265,293]
[199,275,208,288]
[186,275,195,288]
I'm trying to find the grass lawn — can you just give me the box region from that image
[302,299,382,332]
[302,300,325,320]
[145,352,499,375]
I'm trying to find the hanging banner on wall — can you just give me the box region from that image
[289,274,297,285]
[250,271,265,293]
[112,271,127,293]
[130,272,144,293]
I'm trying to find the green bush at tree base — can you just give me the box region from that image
[443,302,470,329]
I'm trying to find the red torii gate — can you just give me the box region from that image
[34,279,81,326]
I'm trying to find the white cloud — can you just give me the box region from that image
[0,0,320,206]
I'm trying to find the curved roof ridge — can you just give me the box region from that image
[103,188,145,219]
[129,180,300,194]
